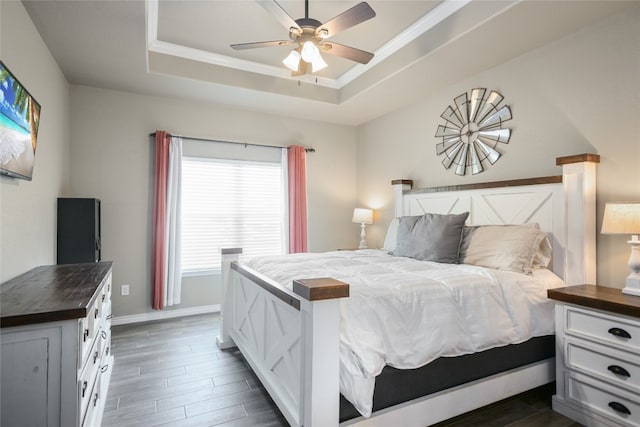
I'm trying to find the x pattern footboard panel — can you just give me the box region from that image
[230,272,302,424]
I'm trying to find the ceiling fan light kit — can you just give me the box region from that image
[232,0,376,76]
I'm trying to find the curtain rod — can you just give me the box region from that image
[149,132,315,153]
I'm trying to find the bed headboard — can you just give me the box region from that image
[392,154,599,285]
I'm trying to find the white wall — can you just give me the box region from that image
[4,0,636,317]
[357,6,640,288]
[69,86,357,317]
[0,1,70,282]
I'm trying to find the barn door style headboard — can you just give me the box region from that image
[392,154,599,286]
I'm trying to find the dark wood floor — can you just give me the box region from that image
[432,383,581,427]
[104,313,581,427]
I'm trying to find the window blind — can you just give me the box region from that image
[181,156,284,273]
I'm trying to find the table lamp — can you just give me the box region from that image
[352,208,373,249]
[601,202,640,296]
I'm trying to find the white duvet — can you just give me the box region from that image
[243,249,564,417]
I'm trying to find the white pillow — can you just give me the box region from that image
[533,235,552,269]
[382,218,399,252]
[460,224,548,274]
[460,223,552,269]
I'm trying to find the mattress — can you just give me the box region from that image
[244,249,564,417]
[338,334,555,421]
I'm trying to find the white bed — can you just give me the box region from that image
[217,154,599,427]
[244,249,565,417]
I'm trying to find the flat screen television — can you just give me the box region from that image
[0,61,41,181]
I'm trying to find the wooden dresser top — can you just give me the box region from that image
[548,284,640,318]
[1,262,112,328]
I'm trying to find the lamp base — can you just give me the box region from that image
[622,238,640,296]
[622,276,640,297]
[358,223,368,249]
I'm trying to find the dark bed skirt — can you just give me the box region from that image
[339,335,555,422]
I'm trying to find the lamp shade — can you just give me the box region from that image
[282,50,301,72]
[301,41,319,63]
[601,202,640,234]
[311,54,328,72]
[352,208,373,225]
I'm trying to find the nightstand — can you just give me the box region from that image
[548,285,640,426]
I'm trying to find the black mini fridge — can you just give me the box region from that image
[57,198,101,264]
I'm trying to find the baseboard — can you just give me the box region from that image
[111,304,220,326]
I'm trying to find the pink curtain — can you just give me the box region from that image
[152,131,171,310]
[288,145,308,253]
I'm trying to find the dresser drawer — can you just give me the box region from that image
[79,278,111,367]
[565,306,640,353]
[98,327,111,368]
[103,273,112,299]
[82,375,102,427]
[78,350,100,426]
[82,336,113,427]
[78,315,95,369]
[98,274,111,316]
[566,338,640,394]
[90,291,103,329]
[101,297,112,327]
[86,331,103,377]
[567,372,639,426]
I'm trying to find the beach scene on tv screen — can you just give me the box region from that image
[0,63,40,179]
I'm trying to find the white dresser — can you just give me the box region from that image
[0,262,114,427]
[549,285,640,427]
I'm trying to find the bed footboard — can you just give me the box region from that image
[217,248,349,427]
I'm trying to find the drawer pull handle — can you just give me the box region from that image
[93,351,99,364]
[102,294,106,303]
[609,401,631,416]
[608,365,631,378]
[81,380,88,397]
[93,393,99,407]
[83,329,89,342]
[101,330,107,339]
[608,327,632,339]
[106,346,110,356]
[94,308,99,319]
[107,314,113,320]
[101,364,109,373]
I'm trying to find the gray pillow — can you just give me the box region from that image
[392,212,469,263]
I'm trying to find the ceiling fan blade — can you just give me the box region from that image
[316,2,375,39]
[259,1,302,34]
[320,42,374,64]
[230,40,294,50]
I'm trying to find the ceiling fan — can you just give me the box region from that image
[230,0,376,76]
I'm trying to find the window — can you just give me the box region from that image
[181,156,284,274]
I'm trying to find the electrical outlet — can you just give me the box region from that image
[121,284,129,296]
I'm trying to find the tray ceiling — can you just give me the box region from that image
[23,0,631,125]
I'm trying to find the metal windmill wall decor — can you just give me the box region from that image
[435,88,512,176]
